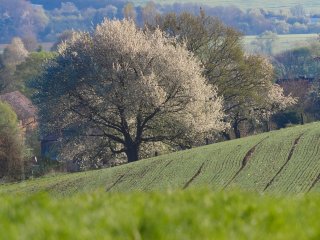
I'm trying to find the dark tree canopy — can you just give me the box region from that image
[151,11,295,138]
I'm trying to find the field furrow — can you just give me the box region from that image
[263,133,304,191]
[142,159,175,190]
[2,123,320,195]
[223,127,308,191]
[178,137,257,189]
[183,161,206,189]
[147,157,207,190]
[308,174,320,192]
[265,130,320,193]
[109,158,165,191]
[224,137,268,189]
[209,137,264,189]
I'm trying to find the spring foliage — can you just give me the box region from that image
[152,12,296,138]
[0,101,25,179]
[32,19,226,164]
[1,189,320,240]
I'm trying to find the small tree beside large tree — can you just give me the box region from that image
[31,19,226,165]
[0,101,25,179]
[152,11,296,138]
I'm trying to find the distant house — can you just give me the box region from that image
[0,91,37,132]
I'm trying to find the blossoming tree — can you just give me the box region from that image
[31,19,226,165]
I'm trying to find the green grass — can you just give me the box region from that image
[1,189,320,240]
[2,123,320,239]
[1,122,320,196]
[243,34,319,55]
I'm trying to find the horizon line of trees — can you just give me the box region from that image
[1,0,320,44]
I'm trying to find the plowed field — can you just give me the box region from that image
[2,122,320,196]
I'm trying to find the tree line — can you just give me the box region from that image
[30,12,295,169]
[1,10,319,179]
[1,0,320,43]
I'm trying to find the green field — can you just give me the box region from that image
[1,189,320,240]
[2,122,320,239]
[2,122,320,196]
[134,0,320,11]
[243,34,318,55]
[1,34,315,56]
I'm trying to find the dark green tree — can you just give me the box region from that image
[0,101,25,179]
[274,45,320,79]
[14,51,55,97]
[152,11,294,138]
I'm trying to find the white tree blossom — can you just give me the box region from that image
[260,83,297,120]
[2,37,28,67]
[33,19,226,164]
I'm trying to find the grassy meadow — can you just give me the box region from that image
[1,189,320,240]
[2,122,320,239]
[2,122,320,197]
[243,34,319,55]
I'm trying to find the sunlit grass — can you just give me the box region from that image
[1,122,320,196]
[0,189,320,240]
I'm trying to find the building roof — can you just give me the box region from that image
[0,91,37,122]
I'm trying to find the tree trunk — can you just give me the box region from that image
[233,122,241,139]
[222,132,231,141]
[125,144,140,163]
[266,120,271,132]
[300,113,304,125]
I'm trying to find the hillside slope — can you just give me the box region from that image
[1,122,320,196]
